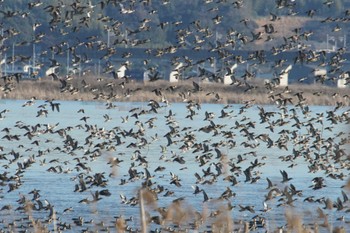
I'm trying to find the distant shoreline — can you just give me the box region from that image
[1,77,349,107]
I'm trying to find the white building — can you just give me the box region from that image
[169,62,183,82]
[223,64,238,85]
[278,64,292,87]
[1,62,40,78]
[338,72,349,88]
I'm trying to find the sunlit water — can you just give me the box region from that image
[0,99,349,232]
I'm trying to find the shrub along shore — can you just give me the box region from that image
[1,76,349,106]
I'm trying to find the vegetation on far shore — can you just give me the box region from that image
[1,75,349,107]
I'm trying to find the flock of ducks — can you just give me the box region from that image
[0,0,349,233]
[0,88,348,233]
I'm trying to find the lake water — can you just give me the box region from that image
[0,99,349,232]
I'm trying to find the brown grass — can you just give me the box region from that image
[1,76,348,107]
[136,190,349,232]
[252,16,318,50]
[255,16,312,37]
[7,189,341,233]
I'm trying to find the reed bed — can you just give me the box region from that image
[8,183,349,233]
[0,75,349,107]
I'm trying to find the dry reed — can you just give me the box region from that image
[0,76,348,107]
[8,163,348,233]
